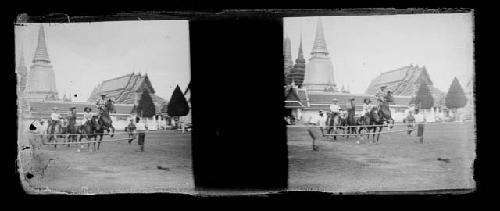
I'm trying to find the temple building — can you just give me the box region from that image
[26,25,59,101]
[365,64,445,104]
[287,35,306,87]
[302,18,336,92]
[87,73,166,106]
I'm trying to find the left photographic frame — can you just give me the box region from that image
[16,20,193,194]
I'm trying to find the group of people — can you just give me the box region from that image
[309,86,393,127]
[306,86,394,150]
[44,94,111,133]
[28,94,150,152]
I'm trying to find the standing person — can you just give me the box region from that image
[134,117,148,152]
[318,110,328,136]
[126,119,137,143]
[39,119,48,145]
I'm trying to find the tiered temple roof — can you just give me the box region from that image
[88,73,166,105]
[288,35,306,87]
[365,65,444,103]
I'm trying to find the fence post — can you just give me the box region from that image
[417,123,424,143]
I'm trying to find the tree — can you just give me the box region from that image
[415,83,434,109]
[445,77,467,110]
[167,85,189,117]
[137,89,156,118]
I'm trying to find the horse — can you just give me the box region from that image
[366,107,385,144]
[78,117,96,151]
[99,99,116,138]
[326,112,341,141]
[77,116,104,152]
[92,116,108,151]
[343,103,358,139]
[378,98,395,129]
[47,119,64,148]
[64,115,80,147]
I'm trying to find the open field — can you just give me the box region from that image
[287,122,476,193]
[19,131,193,194]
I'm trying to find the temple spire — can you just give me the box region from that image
[298,33,304,60]
[33,24,51,63]
[311,17,329,56]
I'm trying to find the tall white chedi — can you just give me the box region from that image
[27,24,59,101]
[302,18,336,92]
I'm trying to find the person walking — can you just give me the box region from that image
[134,117,148,152]
[307,110,326,151]
[126,119,137,143]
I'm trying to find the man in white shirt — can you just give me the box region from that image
[82,107,93,126]
[362,98,373,119]
[133,117,148,152]
[307,110,327,151]
[49,107,62,134]
[329,99,341,114]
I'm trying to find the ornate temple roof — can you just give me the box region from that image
[365,65,444,99]
[88,73,166,105]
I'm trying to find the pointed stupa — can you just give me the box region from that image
[297,33,304,60]
[27,24,59,101]
[311,17,328,56]
[33,25,51,63]
[302,17,336,92]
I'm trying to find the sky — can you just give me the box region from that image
[284,13,474,94]
[15,20,191,102]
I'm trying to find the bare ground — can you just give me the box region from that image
[20,131,193,194]
[287,122,476,193]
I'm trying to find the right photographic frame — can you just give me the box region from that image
[284,12,475,193]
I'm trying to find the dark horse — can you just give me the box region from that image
[379,94,395,129]
[326,112,341,140]
[365,107,386,144]
[78,117,95,151]
[78,116,105,151]
[99,99,116,138]
[64,115,80,147]
[344,101,358,139]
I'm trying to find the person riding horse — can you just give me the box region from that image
[82,107,93,127]
[362,98,374,122]
[374,86,394,127]
[49,107,62,134]
[329,98,341,118]
[96,94,107,116]
[94,94,116,138]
